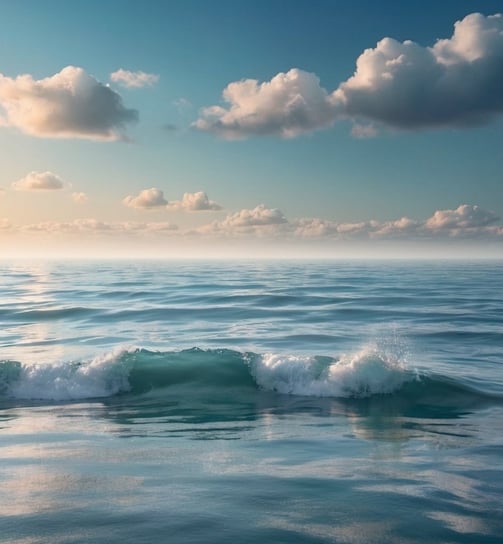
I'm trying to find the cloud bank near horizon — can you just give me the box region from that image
[195,12,503,139]
[4,204,500,244]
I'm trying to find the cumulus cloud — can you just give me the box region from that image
[194,68,336,139]
[425,204,499,230]
[372,217,420,237]
[110,69,159,88]
[12,171,67,191]
[72,192,88,203]
[123,188,168,209]
[0,66,138,140]
[195,13,503,138]
[333,12,503,129]
[167,191,222,211]
[196,204,289,236]
[221,204,287,227]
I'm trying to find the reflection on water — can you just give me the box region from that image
[1,392,502,543]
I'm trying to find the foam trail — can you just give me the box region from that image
[251,346,412,398]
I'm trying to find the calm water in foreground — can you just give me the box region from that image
[0,260,502,543]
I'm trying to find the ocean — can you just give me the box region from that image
[0,260,502,543]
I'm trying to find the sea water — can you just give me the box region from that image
[0,260,502,543]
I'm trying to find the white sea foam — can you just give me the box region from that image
[9,349,133,401]
[252,346,411,398]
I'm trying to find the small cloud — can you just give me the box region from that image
[168,191,222,211]
[110,69,160,88]
[123,187,168,209]
[351,123,378,139]
[12,171,68,191]
[222,204,287,227]
[194,68,336,139]
[425,204,499,230]
[0,66,138,141]
[198,204,288,235]
[72,192,88,203]
[293,218,340,237]
[174,98,193,111]
[372,217,420,238]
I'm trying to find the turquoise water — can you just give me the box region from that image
[0,260,502,543]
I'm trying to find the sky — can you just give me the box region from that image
[0,0,502,258]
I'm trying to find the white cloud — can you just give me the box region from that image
[123,188,168,209]
[293,218,380,239]
[425,204,499,230]
[167,191,222,211]
[0,66,137,140]
[195,13,503,139]
[196,204,289,237]
[72,192,88,203]
[194,68,336,139]
[372,217,420,238]
[12,171,67,191]
[190,203,502,241]
[220,204,287,227]
[333,12,503,129]
[110,69,159,88]
[123,189,222,212]
[292,205,501,241]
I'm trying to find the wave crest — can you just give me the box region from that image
[252,347,412,398]
[3,349,132,401]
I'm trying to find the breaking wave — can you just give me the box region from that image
[0,346,497,407]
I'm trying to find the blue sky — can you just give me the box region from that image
[0,0,502,257]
